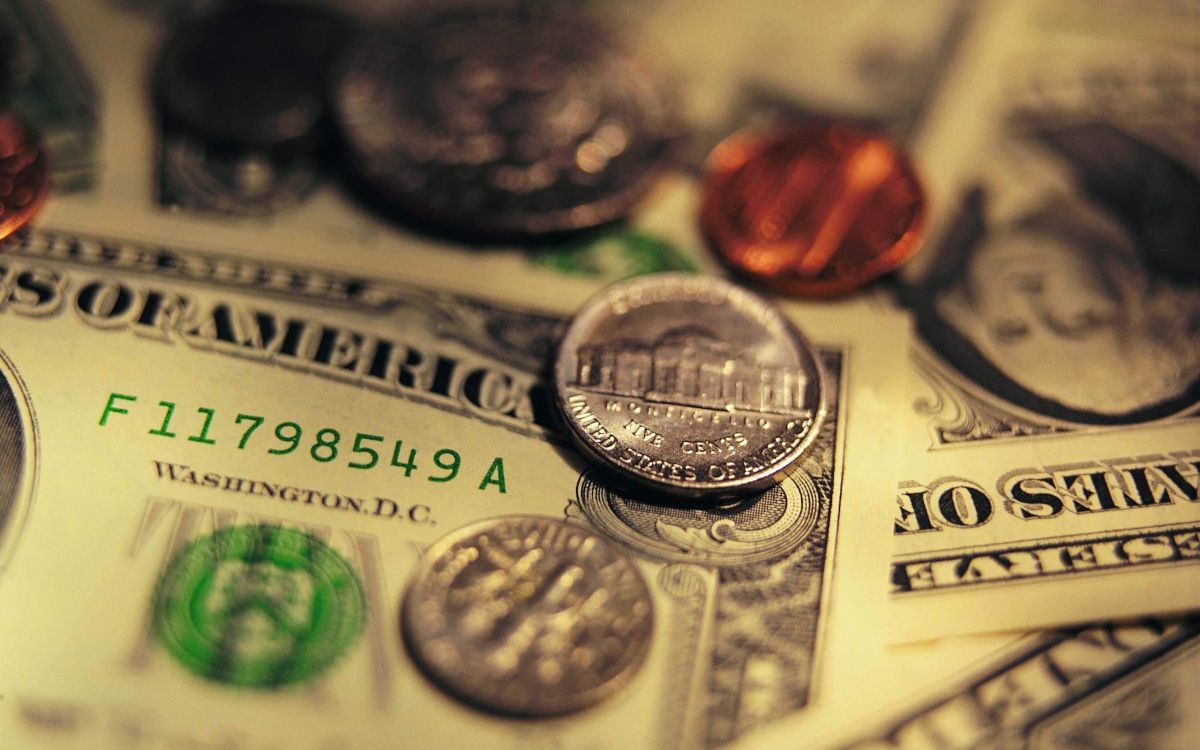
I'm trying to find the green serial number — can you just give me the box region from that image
[99,392,507,492]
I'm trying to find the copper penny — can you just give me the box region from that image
[700,122,926,297]
[0,113,49,242]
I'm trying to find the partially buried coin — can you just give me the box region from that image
[554,273,825,499]
[0,112,49,242]
[154,1,353,149]
[333,5,679,238]
[700,122,926,296]
[402,515,652,717]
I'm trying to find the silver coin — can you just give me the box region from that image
[402,515,653,717]
[332,5,679,237]
[554,273,825,499]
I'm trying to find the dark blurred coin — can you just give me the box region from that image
[333,5,679,238]
[0,112,49,241]
[0,18,13,104]
[158,128,319,216]
[154,0,352,149]
[700,122,926,297]
[402,515,653,716]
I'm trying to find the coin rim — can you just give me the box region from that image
[400,514,654,717]
[700,122,927,297]
[553,272,827,499]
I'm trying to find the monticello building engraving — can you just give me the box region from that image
[573,328,806,414]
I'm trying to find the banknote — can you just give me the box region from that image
[0,0,97,192]
[875,0,1200,640]
[735,616,1200,750]
[0,221,907,749]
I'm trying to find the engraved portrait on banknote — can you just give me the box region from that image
[0,346,36,573]
[901,120,1200,443]
[570,350,843,746]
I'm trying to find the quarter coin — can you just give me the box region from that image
[402,515,653,717]
[554,273,825,499]
[333,5,679,237]
[0,113,48,242]
[700,122,926,296]
[154,1,353,149]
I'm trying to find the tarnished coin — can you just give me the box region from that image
[154,1,352,148]
[402,515,652,717]
[554,273,825,499]
[701,122,926,297]
[0,112,49,242]
[333,5,679,237]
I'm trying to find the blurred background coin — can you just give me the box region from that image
[554,273,825,499]
[154,0,353,150]
[402,515,653,717]
[700,122,926,297]
[333,4,680,238]
[0,17,14,105]
[158,130,320,216]
[0,111,48,241]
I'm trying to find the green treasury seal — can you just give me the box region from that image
[154,524,366,687]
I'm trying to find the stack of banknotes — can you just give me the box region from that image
[0,1,1196,748]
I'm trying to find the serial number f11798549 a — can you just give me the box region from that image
[97,391,509,492]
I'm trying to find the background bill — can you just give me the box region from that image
[884,0,1200,642]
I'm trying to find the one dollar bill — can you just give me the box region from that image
[0,224,907,749]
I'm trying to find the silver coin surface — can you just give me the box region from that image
[402,515,653,717]
[333,5,679,237]
[554,273,825,499]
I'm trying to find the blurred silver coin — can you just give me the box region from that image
[154,1,352,148]
[333,5,679,237]
[402,515,652,716]
[554,273,825,499]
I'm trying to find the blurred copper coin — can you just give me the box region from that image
[700,123,926,296]
[333,5,679,238]
[0,113,49,241]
